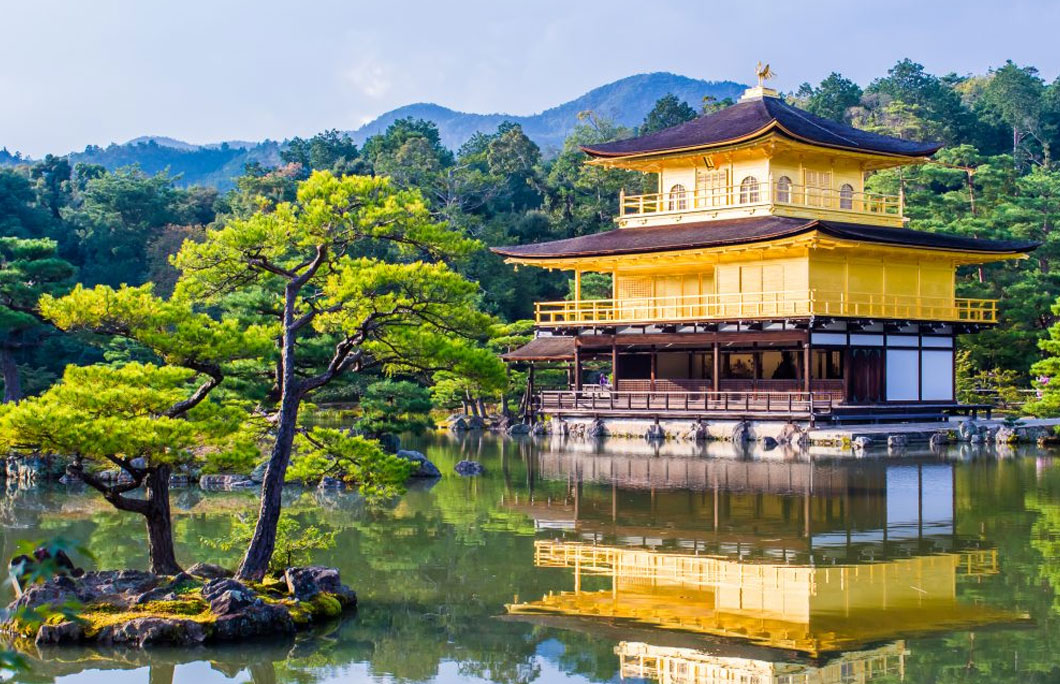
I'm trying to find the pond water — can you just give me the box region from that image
[2,434,1060,683]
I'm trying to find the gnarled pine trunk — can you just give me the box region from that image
[236,388,300,581]
[237,281,301,582]
[144,465,181,575]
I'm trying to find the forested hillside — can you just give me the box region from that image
[0,72,744,189]
[2,59,1060,412]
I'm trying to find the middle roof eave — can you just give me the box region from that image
[490,216,1039,261]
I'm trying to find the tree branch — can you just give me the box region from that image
[67,459,150,516]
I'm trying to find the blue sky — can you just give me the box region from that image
[4,0,1057,157]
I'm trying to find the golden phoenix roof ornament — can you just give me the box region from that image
[755,61,776,87]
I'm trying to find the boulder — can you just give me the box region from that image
[682,422,709,441]
[186,563,232,581]
[887,434,908,449]
[568,422,586,438]
[35,620,85,645]
[506,423,531,436]
[209,589,255,616]
[449,417,469,431]
[199,474,256,491]
[587,418,608,438]
[465,415,486,431]
[396,450,441,478]
[852,436,873,451]
[96,617,207,647]
[777,423,808,447]
[284,566,356,606]
[530,422,548,436]
[929,432,948,448]
[133,572,196,604]
[729,421,750,444]
[759,436,779,450]
[212,601,295,641]
[958,419,978,442]
[454,460,485,476]
[995,426,1018,444]
[645,423,665,441]
[201,577,251,603]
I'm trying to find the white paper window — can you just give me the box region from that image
[886,349,919,401]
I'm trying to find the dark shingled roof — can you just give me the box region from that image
[491,217,1038,260]
[501,336,575,361]
[581,96,942,159]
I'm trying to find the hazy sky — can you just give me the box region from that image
[4,0,1058,157]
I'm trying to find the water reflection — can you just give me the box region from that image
[0,433,1057,683]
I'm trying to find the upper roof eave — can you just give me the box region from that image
[579,96,943,161]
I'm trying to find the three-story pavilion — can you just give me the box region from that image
[495,77,1037,424]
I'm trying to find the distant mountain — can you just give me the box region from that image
[348,73,747,152]
[3,72,747,188]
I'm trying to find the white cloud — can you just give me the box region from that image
[346,58,393,100]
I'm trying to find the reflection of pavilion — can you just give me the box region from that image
[509,540,1009,657]
[617,641,906,684]
[506,457,969,564]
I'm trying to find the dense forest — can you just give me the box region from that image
[3,58,1060,413]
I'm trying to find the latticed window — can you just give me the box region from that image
[804,169,832,207]
[667,184,688,211]
[616,277,651,300]
[776,175,792,203]
[695,167,728,207]
[840,183,855,209]
[739,176,759,204]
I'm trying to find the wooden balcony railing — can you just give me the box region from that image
[537,389,835,416]
[535,290,998,326]
[619,181,902,219]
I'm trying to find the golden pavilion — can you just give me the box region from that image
[495,73,1037,424]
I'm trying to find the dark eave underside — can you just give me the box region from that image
[491,216,1039,260]
[580,96,942,159]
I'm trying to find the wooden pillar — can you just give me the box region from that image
[712,342,720,393]
[526,364,536,424]
[650,346,657,392]
[573,345,582,392]
[611,339,618,388]
[803,337,812,393]
[574,269,582,301]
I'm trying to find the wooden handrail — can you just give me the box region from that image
[536,389,835,415]
[537,290,998,325]
[619,181,902,218]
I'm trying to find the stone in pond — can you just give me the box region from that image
[397,450,441,478]
[454,460,485,476]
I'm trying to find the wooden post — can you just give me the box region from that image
[712,342,720,393]
[574,269,582,302]
[803,338,812,394]
[573,345,582,392]
[650,346,657,392]
[611,340,618,389]
[526,364,536,424]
